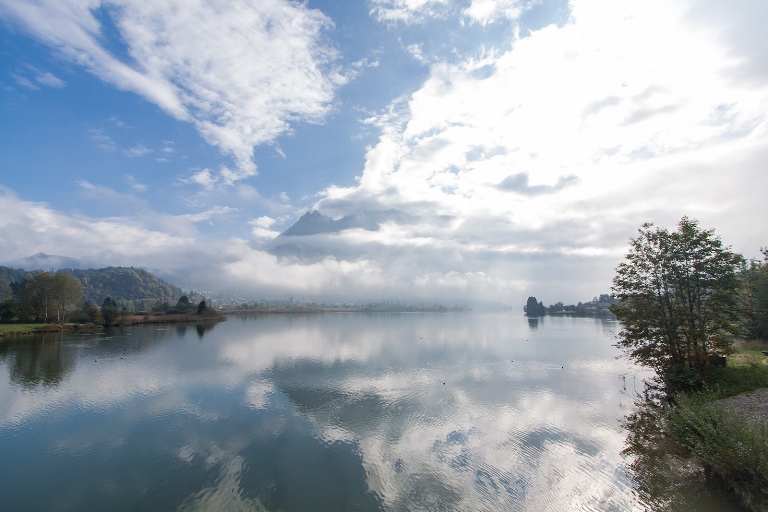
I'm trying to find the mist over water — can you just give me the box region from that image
[0,314,744,510]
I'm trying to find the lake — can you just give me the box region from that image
[0,313,745,511]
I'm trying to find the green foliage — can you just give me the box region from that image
[0,299,18,322]
[0,275,12,301]
[100,296,120,325]
[612,217,744,385]
[197,300,207,315]
[18,272,55,323]
[668,392,768,511]
[52,272,83,323]
[67,267,183,306]
[741,249,768,340]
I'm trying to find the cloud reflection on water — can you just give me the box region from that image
[0,314,646,510]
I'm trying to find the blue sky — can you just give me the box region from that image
[1,0,767,304]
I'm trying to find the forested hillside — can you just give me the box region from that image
[0,266,182,307]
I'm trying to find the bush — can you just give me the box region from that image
[669,392,768,510]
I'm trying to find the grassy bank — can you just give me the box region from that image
[0,323,86,337]
[0,313,224,338]
[667,342,768,510]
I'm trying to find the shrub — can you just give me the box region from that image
[669,392,768,510]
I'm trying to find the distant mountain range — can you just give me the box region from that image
[4,252,92,270]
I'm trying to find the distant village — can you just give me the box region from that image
[524,294,620,317]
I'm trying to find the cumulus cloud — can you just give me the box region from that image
[306,0,768,301]
[0,0,345,184]
[1,0,767,305]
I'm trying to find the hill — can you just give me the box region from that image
[0,266,183,308]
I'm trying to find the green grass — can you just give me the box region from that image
[707,349,768,398]
[0,323,79,336]
[0,323,46,334]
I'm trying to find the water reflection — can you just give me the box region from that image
[621,392,745,511]
[1,334,77,388]
[0,314,742,511]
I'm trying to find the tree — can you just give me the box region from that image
[52,272,83,323]
[197,299,207,315]
[101,296,119,325]
[524,296,546,316]
[19,273,55,323]
[611,217,743,389]
[0,299,18,322]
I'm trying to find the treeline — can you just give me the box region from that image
[523,294,620,317]
[0,266,182,308]
[0,266,202,325]
[226,300,473,313]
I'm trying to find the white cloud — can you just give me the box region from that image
[180,206,236,223]
[0,0,345,185]
[123,143,152,158]
[370,0,452,24]
[462,0,525,25]
[12,73,38,90]
[1,0,767,305]
[35,70,65,88]
[249,216,281,239]
[125,175,147,192]
[307,0,768,301]
[88,128,117,152]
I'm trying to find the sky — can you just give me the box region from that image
[1,0,767,305]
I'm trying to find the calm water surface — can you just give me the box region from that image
[0,313,745,511]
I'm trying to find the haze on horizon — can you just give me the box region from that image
[1,0,766,305]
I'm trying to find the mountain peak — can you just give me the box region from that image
[280,210,337,237]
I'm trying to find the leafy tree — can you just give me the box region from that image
[611,217,743,389]
[101,296,119,325]
[197,299,207,315]
[19,273,55,323]
[52,272,83,323]
[0,299,18,322]
[524,296,546,316]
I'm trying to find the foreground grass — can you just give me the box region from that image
[707,348,768,397]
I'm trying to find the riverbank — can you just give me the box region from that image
[0,313,225,338]
[669,341,768,511]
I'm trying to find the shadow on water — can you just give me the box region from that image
[527,317,541,330]
[621,389,746,511]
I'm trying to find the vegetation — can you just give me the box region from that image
[611,217,744,392]
[613,217,768,510]
[523,296,546,317]
[741,248,768,341]
[667,391,767,511]
[67,267,182,307]
[0,265,182,310]
[0,266,216,329]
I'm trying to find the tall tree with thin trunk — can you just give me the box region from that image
[52,272,84,323]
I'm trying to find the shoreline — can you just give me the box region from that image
[0,313,225,338]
